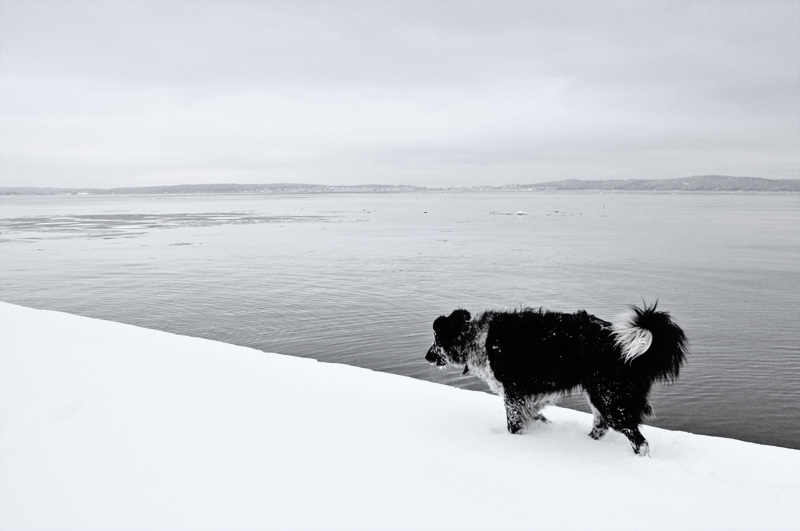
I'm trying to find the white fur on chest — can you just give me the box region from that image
[465,328,505,396]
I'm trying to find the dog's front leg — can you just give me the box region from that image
[527,397,551,424]
[588,403,609,440]
[503,393,526,434]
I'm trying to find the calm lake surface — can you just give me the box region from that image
[1,191,798,449]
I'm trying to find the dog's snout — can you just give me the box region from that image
[426,343,447,367]
[425,345,438,364]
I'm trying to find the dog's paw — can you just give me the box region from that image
[635,442,651,457]
[589,427,608,440]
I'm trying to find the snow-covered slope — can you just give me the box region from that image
[1,302,798,531]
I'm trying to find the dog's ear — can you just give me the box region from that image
[434,310,471,341]
[433,315,450,337]
[449,309,471,329]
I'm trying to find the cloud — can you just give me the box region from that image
[1,0,797,187]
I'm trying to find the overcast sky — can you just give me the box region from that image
[1,1,798,188]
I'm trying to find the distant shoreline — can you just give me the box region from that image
[3,190,799,198]
[2,175,799,196]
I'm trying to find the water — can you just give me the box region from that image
[1,191,798,449]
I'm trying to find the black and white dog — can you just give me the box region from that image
[425,303,687,456]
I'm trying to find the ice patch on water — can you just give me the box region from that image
[0,212,353,241]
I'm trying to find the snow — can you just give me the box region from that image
[1,302,798,531]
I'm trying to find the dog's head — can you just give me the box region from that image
[426,309,472,368]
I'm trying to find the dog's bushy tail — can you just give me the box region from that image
[613,302,688,383]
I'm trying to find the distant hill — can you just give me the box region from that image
[1,175,797,195]
[518,175,800,192]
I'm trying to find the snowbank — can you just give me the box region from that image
[1,302,798,531]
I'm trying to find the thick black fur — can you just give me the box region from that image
[425,303,688,455]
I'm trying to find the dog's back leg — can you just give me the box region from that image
[586,384,650,455]
[619,426,650,456]
[605,409,650,456]
[597,409,650,455]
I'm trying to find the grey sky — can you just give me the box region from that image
[1,1,797,188]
